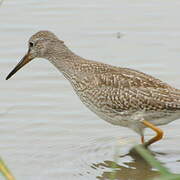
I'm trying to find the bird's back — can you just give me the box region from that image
[69,59,180,115]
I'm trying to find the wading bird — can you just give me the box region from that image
[6,31,180,147]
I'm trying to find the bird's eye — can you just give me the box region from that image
[29,42,34,48]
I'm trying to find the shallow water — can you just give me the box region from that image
[0,0,180,179]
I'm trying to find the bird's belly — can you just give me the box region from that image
[77,91,180,128]
[143,111,180,126]
[88,106,131,127]
[78,95,134,127]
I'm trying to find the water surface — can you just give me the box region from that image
[0,0,180,179]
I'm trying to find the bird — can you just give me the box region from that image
[6,30,180,147]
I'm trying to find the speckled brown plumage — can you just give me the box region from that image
[6,31,180,146]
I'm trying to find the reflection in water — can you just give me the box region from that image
[94,147,161,180]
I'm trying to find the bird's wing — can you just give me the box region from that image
[89,69,180,112]
[124,86,180,111]
[83,61,175,90]
[107,67,174,89]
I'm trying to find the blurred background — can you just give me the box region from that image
[0,0,180,179]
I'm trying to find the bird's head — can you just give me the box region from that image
[6,30,64,80]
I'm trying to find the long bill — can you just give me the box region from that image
[6,53,33,80]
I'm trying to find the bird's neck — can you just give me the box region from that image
[46,45,86,78]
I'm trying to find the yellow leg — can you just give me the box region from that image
[142,120,164,147]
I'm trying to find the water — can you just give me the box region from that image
[0,0,180,179]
